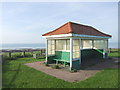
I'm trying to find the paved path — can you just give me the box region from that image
[25,58,118,82]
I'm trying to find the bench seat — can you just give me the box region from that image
[53,51,70,66]
[53,59,70,62]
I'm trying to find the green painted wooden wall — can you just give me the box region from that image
[47,49,104,70]
[47,51,70,64]
[72,60,80,70]
[55,51,70,62]
[81,49,103,60]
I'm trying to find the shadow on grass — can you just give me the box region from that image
[2,60,21,88]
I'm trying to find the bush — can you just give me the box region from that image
[70,69,77,73]
[44,62,49,66]
[52,65,59,69]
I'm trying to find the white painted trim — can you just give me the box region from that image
[55,50,70,52]
[73,58,80,61]
[103,40,106,58]
[72,34,110,39]
[70,38,73,70]
[79,39,82,64]
[107,39,108,53]
[92,40,94,49]
[42,33,111,39]
[48,54,55,57]
[46,39,48,63]
[42,34,72,38]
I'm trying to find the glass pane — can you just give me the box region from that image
[104,40,108,52]
[73,39,79,46]
[82,40,92,48]
[47,40,55,55]
[48,49,51,55]
[55,40,66,50]
[48,40,51,44]
[73,52,80,58]
[66,40,70,50]
[94,40,104,49]
[51,40,55,44]
[73,46,79,51]
[52,44,55,49]
[51,50,55,54]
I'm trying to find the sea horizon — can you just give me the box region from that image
[1,42,119,50]
[1,43,46,50]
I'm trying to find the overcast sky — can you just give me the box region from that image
[1,2,118,44]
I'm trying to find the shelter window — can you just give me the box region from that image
[73,39,80,58]
[94,40,104,49]
[82,40,92,49]
[56,39,70,51]
[48,40,55,55]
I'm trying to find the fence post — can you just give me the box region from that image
[33,54,37,59]
[109,48,111,53]
[40,49,42,55]
[8,52,11,59]
[23,51,25,57]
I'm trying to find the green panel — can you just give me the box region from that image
[72,60,80,70]
[55,51,70,62]
[81,49,103,60]
[47,55,55,64]
[55,51,62,59]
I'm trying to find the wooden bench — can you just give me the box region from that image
[53,51,70,66]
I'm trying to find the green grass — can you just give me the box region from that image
[2,57,118,88]
[2,48,119,88]
[108,52,120,58]
[108,48,120,58]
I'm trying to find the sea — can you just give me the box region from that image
[1,43,46,50]
[1,42,119,50]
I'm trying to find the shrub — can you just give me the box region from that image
[70,69,77,73]
[44,62,49,66]
[52,65,59,69]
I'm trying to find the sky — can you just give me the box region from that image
[1,2,118,44]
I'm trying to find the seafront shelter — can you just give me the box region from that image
[42,22,112,70]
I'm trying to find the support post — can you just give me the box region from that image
[70,38,73,70]
[46,39,48,63]
[92,40,94,49]
[79,39,82,64]
[106,39,108,58]
[103,39,107,59]
[8,52,11,59]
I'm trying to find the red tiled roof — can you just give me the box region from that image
[42,22,112,37]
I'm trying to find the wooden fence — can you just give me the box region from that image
[1,48,119,60]
[1,48,46,59]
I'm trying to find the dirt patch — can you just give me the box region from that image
[24,58,118,82]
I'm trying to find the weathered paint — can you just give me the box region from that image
[47,51,70,64]
[72,60,80,70]
[81,49,103,60]
[54,51,70,62]
[47,49,105,70]
[47,55,55,64]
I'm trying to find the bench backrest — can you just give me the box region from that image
[55,51,70,62]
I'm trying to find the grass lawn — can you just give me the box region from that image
[108,48,120,58]
[2,56,118,88]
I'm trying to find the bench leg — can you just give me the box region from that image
[56,60,58,65]
[64,62,66,67]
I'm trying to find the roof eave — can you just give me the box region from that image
[42,33,111,39]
